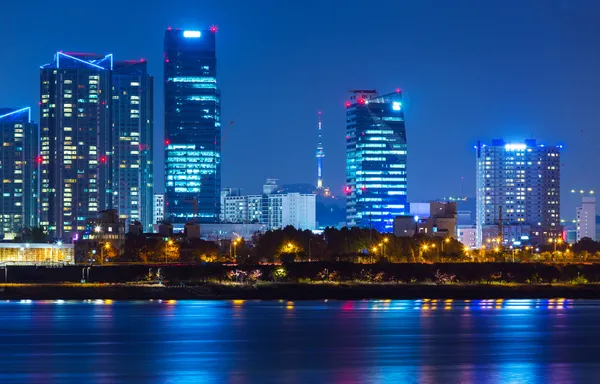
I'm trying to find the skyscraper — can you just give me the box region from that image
[316,112,324,190]
[475,139,562,247]
[112,60,154,232]
[345,89,408,233]
[40,52,113,241]
[576,196,596,241]
[164,28,221,226]
[40,52,154,241]
[0,107,39,239]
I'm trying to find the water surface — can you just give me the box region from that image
[0,299,598,383]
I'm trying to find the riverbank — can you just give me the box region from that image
[2,282,600,300]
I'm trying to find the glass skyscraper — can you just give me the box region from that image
[0,107,39,239]
[112,60,154,233]
[345,89,408,232]
[40,52,153,241]
[164,28,221,225]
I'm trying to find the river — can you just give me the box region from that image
[0,299,598,383]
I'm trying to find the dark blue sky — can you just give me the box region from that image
[1,0,599,219]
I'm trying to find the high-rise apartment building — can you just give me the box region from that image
[475,139,561,247]
[112,60,154,232]
[345,89,408,232]
[576,196,596,241]
[0,107,39,239]
[164,28,221,225]
[40,52,153,241]
[40,53,113,241]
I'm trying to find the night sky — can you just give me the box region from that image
[1,0,599,219]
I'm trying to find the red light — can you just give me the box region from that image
[345,101,351,108]
[344,186,351,194]
[140,58,145,62]
[210,25,218,33]
[165,59,170,63]
[36,156,43,164]
[358,98,365,104]
[165,139,170,146]
[100,156,107,164]
[361,185,366,191]
[396,88,401,93]
[168,27,172,31]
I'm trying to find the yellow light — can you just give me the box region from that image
[104,243,110,249]
[494,247,500,252]
[445,238,451,243]
[167,239,173,245]
[372,247,378,252]
[557,238,563,244]
[287,242,292,248]
[94,226,102,233]
[422,245,428,250]
[383,237,389,243]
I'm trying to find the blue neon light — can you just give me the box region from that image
[0,107,31,123]
[56,52,106,70]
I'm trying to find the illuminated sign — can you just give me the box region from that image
[183,30,201,38]
[392,101,402,111]
[504,143,527,151]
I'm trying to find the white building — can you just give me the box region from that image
[221,181,316,230]
[458,226,477,249]
[269,193,316,230]
[153,194,164,226]
[577,196,596,241]
[475,139,561,247]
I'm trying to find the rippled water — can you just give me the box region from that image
[0,299,598,383]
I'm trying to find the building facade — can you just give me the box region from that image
[40,52,154,242]
[576,196,596,241]
[0,107,39,239]
[475,139,561,247]
[345,89,408,232]
[153,194,165,226]
[164,28,221,224]
[221,181,316,230]
[112,60,154,233]
[40,53,113,242]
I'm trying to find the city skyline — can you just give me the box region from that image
[1,1,599,219]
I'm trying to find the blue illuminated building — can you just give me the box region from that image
[0,107,39,239]
[345,89,408,232]
[164,28,221,224]
[40,52,154,241]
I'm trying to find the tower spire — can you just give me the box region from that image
[316,111,324,189]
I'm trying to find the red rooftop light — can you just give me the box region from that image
[100,156,107,164]
[358,98,365,104]
[345,101,351,108]
[395,88,401,93]
[36,156,43,164]
[210,25,218,33]
[344,186,351,194]
[165,139,170,146]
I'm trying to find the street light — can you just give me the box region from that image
[165,239,173,263]
[101,242,110,265]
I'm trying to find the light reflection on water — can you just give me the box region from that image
[0,299,598,383]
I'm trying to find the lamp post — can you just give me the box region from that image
[308,238,312,262]
[165,239,173,263]
[382,237,389,259]
[371,246,378,264]
[442,237,451,262]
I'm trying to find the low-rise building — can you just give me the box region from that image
[0,242,74,265]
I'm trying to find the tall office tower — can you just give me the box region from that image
[40,52,113,241]
[0,107,39,239]
[112,60,154,233]
[164,28,221,226]
[316,112,324,190]
[345,89,408,233]
[576,196,596,241]
[475,139,562,247]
